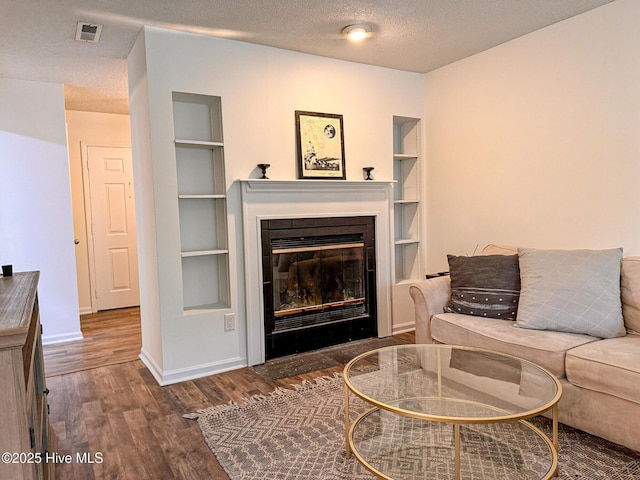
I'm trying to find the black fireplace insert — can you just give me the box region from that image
[261,216,377,359]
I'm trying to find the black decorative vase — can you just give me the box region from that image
[257,164,271,179]
[363,167,374,180]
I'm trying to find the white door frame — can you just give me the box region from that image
[80,141,135,313]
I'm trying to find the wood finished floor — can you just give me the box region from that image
[43,307,142,376]
[43,308,414,479]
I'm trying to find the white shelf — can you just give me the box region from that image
[178,197,227,253]
[393,153,418,161]
[184,302,230,315]
[181,250,230,310]
[394,242,420,282]
[175,139,224,149]
[181,249,229,257]
[172,93,223,142]
[178,194,226,199]
[176,145,225,196]
[395,238,419,246]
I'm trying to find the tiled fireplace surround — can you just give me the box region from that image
[240,179,395,366]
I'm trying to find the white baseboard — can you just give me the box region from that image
[139,348,164,384]
[42,331,84,345]
[392,321,416,335]
[139,348,247,386]
[79,306,94,315]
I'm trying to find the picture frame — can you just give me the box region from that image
[295,111,346,179]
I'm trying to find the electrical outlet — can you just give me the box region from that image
[224,313,236,331]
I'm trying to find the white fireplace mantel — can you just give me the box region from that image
[239,179,395,365]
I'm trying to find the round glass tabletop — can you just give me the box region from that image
[344,344,562,423]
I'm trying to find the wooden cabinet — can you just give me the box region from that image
[0,272,54,480]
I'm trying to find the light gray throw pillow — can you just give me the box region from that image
[516,248,625,338]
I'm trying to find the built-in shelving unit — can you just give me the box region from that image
[393,116,422,283]
[391,116,424,332]
[172,92,230,312]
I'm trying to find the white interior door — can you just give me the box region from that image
[87,146,140,310]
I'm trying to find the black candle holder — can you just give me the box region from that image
[257,163,271,179]
[363,167,374,180]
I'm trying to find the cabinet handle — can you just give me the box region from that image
[43,388,50,395]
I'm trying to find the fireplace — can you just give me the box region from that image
[240,179,394,366]
[261,216,377,359]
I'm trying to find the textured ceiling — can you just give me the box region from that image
[0,0,613,114]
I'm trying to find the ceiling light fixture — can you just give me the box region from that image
[342,24,371,41]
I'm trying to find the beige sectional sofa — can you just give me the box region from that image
[409,245,640,452]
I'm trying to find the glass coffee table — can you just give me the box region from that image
[344,344,562,479]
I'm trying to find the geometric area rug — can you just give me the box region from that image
[186,375,640,479]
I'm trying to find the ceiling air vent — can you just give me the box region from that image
[75,22,103,43]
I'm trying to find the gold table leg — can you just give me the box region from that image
[552,403,559,477]
[344,382,351,459]
[454,424,461,480]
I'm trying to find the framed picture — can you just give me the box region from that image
[295,111,346,179]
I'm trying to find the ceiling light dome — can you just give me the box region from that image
[342,24,371,41]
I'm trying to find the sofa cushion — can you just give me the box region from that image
[431,312,598,378]
[621,257,640,334]
[445,254,520,320]
[516,248,625,339]
[566,336,640,406]
[481,244,518,256]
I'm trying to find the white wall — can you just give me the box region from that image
[65,110,132,313]
[129,27,425,383]
[0,78,81,343]
[128,30,165,374]
[424,0,640,272]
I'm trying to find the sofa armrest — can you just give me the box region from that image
[409,276,451,344]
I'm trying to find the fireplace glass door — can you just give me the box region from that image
[262,217,377,359]
[272,243,365,318]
